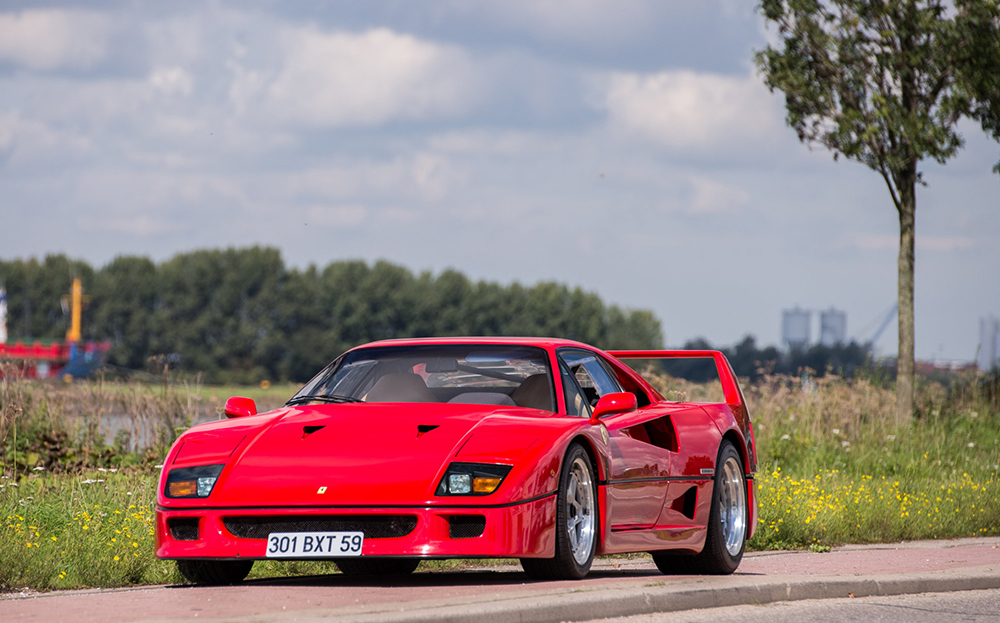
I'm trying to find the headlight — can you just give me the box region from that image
[436,462,512,496]
[165,464,225,498]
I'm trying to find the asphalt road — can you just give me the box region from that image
[587,589,1000,623]
[2,537,998,623]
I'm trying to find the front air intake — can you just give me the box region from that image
[223,515,418,540]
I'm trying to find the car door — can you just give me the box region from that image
[557,348,670,529]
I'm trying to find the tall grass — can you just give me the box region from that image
[647,369,1000,549]
[1,364,294,471]
[1,469,177,590]
[1,366,998,590]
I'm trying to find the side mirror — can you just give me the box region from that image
[224,396,257,419]
[589,392,637,424]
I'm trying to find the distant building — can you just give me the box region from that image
[979,316,1000,371]
[820,308,847,347]
[782,307,811,350]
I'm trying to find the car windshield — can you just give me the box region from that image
[290,344,555,411]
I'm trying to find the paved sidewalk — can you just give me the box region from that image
[2,538,999,623]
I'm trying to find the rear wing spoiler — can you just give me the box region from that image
[606,350,744,407]
[609,349,756,473]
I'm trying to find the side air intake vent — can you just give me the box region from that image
[168,517,200,541]
[448,515,486,539]
[671,486,698,520]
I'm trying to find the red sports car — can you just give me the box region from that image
[155,337,757,583]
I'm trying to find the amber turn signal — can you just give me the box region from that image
[169,480,197,497]
[472,477,502,493]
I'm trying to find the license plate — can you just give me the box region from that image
[265,532,364,558]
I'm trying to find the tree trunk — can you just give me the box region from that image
[896,166,917,423]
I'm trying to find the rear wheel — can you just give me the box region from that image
[520,442,597,580]
[653,440,746,575]
[335,558,420,576]
[176,560,253,585]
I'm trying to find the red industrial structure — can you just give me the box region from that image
[0,279,110,380]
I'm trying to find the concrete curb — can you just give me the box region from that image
[275,566,1000,623]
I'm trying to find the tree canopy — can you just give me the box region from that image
[755,0,1000,419]
[0,247,664,383]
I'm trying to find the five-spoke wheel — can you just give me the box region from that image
[652,439,747,575]
[521,442,597,580]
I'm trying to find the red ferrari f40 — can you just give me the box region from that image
[155,338,757,583]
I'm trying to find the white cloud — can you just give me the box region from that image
[603,69,781,150]
[149,67,194,97]
[305,204,367,228]
[428,129,567,156]
[289,153,462,202]
[79,214,188,237]
[687,176,750,214]
[0,111,20,153]
[474,0,655,45]
[0,109,90,161]
[411,153,461,201]
[0,10,111,70]
[227,60,266,115]
[919,236,976,252]
[266,27,477,127]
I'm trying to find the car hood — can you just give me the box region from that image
[206,403,541,507]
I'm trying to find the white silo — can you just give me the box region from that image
[782,307,811,350]
[820,308,847,347]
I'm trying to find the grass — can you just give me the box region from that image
[740,372,1000,549]
[753,468,998,549]
[1,468,174,590]
[2,366,998,590]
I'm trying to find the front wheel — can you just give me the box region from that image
[335,558,420,576]
[520,442,597,580]
[653,440,747,575]
[177,559,253,585]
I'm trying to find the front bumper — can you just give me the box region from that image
[156,495,557,560]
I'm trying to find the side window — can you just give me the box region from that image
[560,362,591,417]
[557,349,622,408]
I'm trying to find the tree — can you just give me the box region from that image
[91,256,158,370]
[755,0,1000,420]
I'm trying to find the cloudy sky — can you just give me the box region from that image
[1,1,997,360]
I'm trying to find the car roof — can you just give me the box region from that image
[354,336,598,351]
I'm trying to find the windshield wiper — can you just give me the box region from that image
[286,394,363,406]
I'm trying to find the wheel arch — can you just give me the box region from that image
[719,428,757,540]
[567,433,604,481]
[567,433,604,547]
[720,429,746,470]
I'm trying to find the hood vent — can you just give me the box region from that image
[302,425,325,438]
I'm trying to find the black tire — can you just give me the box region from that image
[520,442,598,580]
[335,558,420,576]
[653,440,747,575]
[176,559,253,585]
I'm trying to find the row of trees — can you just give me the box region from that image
[671,335,874,382]
[0,247,664,383]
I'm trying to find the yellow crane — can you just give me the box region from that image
[61,278,90,343]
